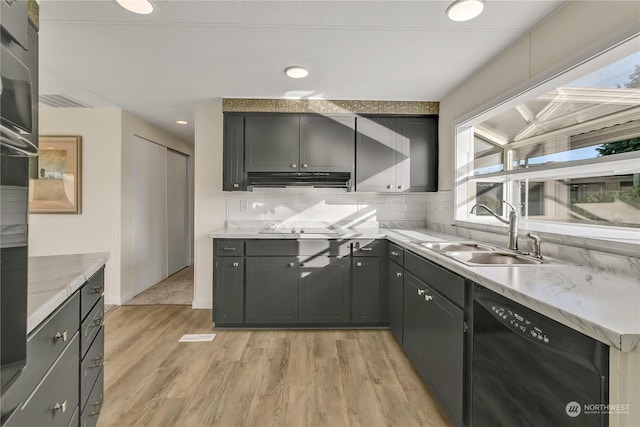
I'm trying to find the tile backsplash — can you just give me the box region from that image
[226,188,436,228]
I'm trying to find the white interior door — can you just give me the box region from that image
[166,149,189,275]
[132,136,168,296]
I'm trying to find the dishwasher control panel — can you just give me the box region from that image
[491,305,550,344]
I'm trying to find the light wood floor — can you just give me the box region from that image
[97,306,451,427]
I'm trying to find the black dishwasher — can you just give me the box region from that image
[472,284,609,427]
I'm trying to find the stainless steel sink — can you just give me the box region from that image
[446,251,544,265]
[417,242,495,252]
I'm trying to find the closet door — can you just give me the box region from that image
[132,136,168,295]
[166,149,189,276]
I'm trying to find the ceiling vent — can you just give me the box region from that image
[39,94,92,108]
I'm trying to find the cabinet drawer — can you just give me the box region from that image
[388,243,404,265]
[246,239,297,256]
[6,334,80,427]
[80,368,103,427]
[80,327,104,411]
[2,293,80,415]
[404,251,465,307]
[80,298,104,358]
[215,240,244,256]
[81,268,104,321]
[352,239,383,257]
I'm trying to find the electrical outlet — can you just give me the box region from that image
[240,200,248,212]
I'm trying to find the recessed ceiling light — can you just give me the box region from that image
[176,120,189,125]
[446,0,484,22]
[285,66,309,79]
[116,0,154,15]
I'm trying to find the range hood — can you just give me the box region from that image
[247,172,351,190]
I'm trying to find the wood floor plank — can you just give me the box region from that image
[97,307,453,427]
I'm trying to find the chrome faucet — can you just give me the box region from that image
[526,233,543,259]
[470,201,520,251]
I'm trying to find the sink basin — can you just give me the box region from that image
[417,242,495,252]
[446,251,544,265]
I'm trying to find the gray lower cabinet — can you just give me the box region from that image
[403,263,465,427]
[352,257,382,323]
[299,256,351,324]
[245,257,299,324]
[1,268,105,427]
[213,257,244,325]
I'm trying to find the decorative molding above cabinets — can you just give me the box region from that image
[222,98,439,115]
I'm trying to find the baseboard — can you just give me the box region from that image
[192,298,212,309]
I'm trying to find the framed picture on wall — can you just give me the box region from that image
[29,135,82,214]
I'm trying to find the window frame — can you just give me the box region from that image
[453,36,640,249]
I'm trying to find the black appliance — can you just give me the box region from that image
[1,0,38,395]
[246,171,352,189]
[472,284,609,427]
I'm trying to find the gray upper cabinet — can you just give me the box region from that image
[299,115,355,173]
[245,115,300,172]
[223,114,246,191]
[356,116,437,192]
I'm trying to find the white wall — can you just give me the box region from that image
[438,1,640,194]
[33,107,192,305]
[193,101,226,309]
[31,107,123,303]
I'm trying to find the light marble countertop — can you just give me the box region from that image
[28,252,110,333]
[210,227,640,352]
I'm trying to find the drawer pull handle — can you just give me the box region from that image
[91,316,105,328]
[54,330,68,342]
[223,247,236,251]
[233,183,239,188]
[386,185,392,189]
[302,163,308,168]
[390,251,399,256]
[425,295,433,302]
[90,286,104,294]
[232,262,239,267]
[53,400,67,414]
[288,262,295,267]
[360,247,373,252]
[417,289,425,296]
[396,272,402,278]
[90,356,105,368]
[291,164,297,168]
[356,262,362,267]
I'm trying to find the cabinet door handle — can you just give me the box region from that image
[396,272,402,278]
[90,356,105,369]
[53,400,67,414]
[417,289,425,296]
[386,185,392,189]
[291,164,297,168]
[288,262,295,267]
[390,251,398,256]
[233,183,239,188]
[425,295,433,302]
[54,330,68,342]
[302,163,308,168]
[232,262,239,267]
[223,247,236,251]
[89,400,103,416]
[360,247,373,252]
[91,316,105,328]
[90,286,104,294]
[300,263,305,268]
[398,185,403,189]
[356,262,362,267]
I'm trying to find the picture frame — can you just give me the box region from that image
[29,135,82,214]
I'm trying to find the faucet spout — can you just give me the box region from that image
[470,201,520,251]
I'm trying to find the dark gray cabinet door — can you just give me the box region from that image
[245,115,300,172]
[245,257,298,323]
[403,272,464,427]
[396,117,437,192]
[213,257,244,324]
[352,257,381,323]
[298,256,351,324]
[387,260,404,344]
[300,115,355,173]
[356,117,397,192]
[223,114,246,191]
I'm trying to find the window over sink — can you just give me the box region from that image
[454,35,640,243]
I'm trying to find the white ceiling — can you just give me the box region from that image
[38,0,566,142]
